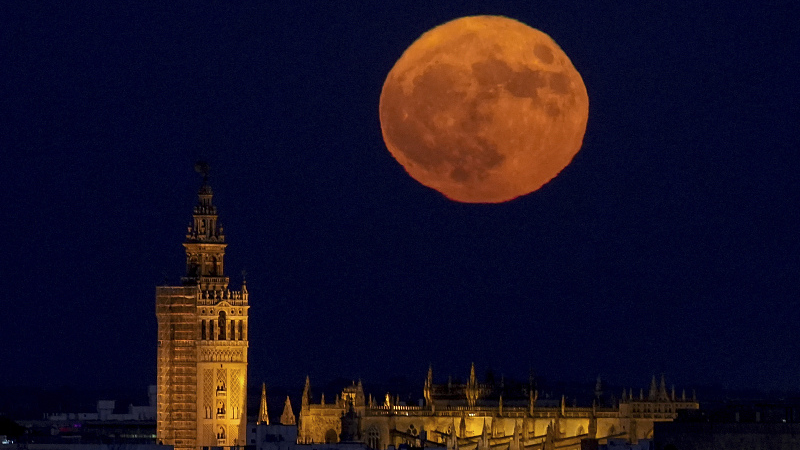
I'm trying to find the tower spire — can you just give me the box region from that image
[257,383,269,425]
[183,162,228,291]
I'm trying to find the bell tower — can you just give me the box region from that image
[182,167,228,291]
[156,164,249,450]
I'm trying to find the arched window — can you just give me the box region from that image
[367,426,380,449]
[238,321,243,340]
[325,429,338,444]
[189,257,199,277]
[210,321,215,341]
[230,319,235,340]
[218,311,226,340]
[217,400,226,416]
[217,425,226,441]
[201,320,206,340]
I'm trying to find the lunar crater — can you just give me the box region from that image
[534,44,554,64]
[470,57,547,101]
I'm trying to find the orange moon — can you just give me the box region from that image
[379,16,589,203]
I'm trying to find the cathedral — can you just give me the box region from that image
[296,365,698,449]
[156,171,249,450]
[156,173,697,450]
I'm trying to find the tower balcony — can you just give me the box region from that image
[186,285,248,306]
[182,276,230,291]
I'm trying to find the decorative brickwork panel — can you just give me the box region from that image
[204,369,213,418]
[231,368,241,411]
[201,347,244,362]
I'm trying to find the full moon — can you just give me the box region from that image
[379,16,589,203]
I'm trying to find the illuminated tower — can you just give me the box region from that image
[156,168,249,450]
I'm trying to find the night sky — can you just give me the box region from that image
[3,1,798,396]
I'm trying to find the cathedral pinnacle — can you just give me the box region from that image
[466,363,479,407]
[491,413,500,437]
[424,364,434,406]
[649,375,658,400]
[281,396,296,425]
[302,376,311,408]
[257,383,269,425]
[447,420,459,450]
[511,420,522,450]
[528,389,537,416]
[478,419,489,450]
[594,375,603,400]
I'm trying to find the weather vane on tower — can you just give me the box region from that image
[194,160,210,183]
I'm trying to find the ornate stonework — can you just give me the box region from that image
[200,348,246,362]
[156,174,248,450]
[298,368,698,450]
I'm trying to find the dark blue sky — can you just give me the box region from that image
[2,1,798,395]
